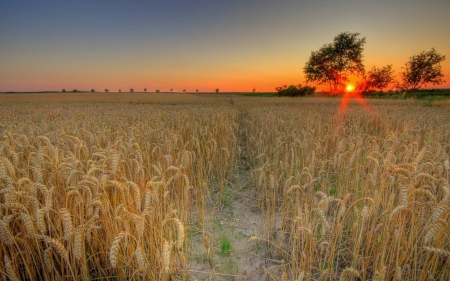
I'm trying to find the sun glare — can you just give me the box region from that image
[346,84,354,92]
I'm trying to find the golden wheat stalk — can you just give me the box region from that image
[339,267,360,281]
[173,218,185,249]
[59,208,73,241]
[4,254,20,281]
[109,232,127,267]
[424,246,450,256]
[41,236,69,262]
[163,240,171,273]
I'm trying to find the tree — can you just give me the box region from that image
[364,65,395,92]
[119,89,121,93]
[215,88,219,93]
[196,89,199,93]
[91,89,95,92]
[144,88,147,92]
[170,89,173,92]
[400,48,446,90]
[183,89,186,93]
[62,89,66,93]
[105,89,109,92]
[156,89,160,93]
[130,88,134,93]
[253,88,256,93]
[304,32,366,92]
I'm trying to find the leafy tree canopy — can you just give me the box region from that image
[363,65,395,92]
[400,48,446,91]
[304,32,366,91]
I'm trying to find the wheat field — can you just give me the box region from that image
[0,93,449,280]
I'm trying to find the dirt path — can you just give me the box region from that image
[188,108,277,281]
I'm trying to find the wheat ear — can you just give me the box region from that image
[109,232,127,267]
[163,240,171,273]
[424,246,450,256]
[59,208,73,241]
[42,236,69,262]
[4,255,20,281]
[173,218,185,249]
[340,268,360,281]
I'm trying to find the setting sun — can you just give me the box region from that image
[346,84,354,92]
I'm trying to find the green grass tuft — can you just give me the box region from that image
[219,235,232,256]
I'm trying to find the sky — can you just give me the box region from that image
[1,0,449,92]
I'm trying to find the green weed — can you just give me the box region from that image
[219,235,232,256]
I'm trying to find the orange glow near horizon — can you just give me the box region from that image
[1,55,449,92]
[346,84,354,92]
[335,92,380,124]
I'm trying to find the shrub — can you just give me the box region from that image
[275,84,316,97]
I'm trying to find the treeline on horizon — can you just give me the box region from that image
[2,88,450,97]
[2,31,447,98]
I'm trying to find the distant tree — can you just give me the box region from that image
[196,89,199,93]
[144,88,147,92]
[276,84,316,97]
[91,89,95,92]
[215,88,219,93]
[130,88,134,93]
[156,89,160,93]
[364,65,395,92]
[62,89,66,93]
[170,89,173,92]
[400,48,446,91]
[72,89,78,92]
[105,88,109,92]
[253,88,256,93]
[119,89,121,93]
[304,32,366,92]
[183,89,186,93]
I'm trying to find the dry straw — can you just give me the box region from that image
[1,95,449,280]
